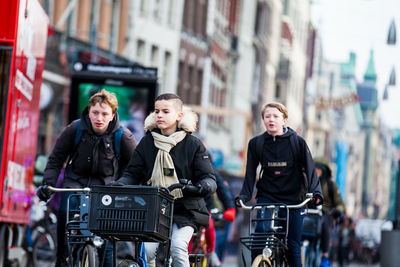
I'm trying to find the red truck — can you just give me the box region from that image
[0,0,48,264]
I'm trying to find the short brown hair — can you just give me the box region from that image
[88,89,118,114]
[155,93,183,111]
[261,102,288,119]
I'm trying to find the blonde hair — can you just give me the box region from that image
[89,89,118,114]
[261,102,288,119]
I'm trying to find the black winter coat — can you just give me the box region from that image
[238,127,323,204]
[117,128,216,230]
[43,108,136,187]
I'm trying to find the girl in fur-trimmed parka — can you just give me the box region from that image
[114,93,217,267]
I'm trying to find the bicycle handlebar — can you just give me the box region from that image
[238,193,314,210]
[167,183,200,194]
[46,185,91,193]
[46,182,199,196]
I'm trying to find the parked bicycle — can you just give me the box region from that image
[238,193,314,267]
[29,199,58,267]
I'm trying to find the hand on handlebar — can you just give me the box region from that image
[36,185,53,202]
[234,196,245,208]
[107,180,126,186]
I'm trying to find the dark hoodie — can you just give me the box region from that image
[315,159,344,214]
[239,127,322,204]
[43,107,137,187]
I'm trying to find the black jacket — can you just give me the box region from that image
[43,108,136,187]
[117,111,216,229]
[239,127,322,204]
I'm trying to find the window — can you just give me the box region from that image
[196,69,203,105]
[163,51,171,90]
[254,3,265,37]
[187,66,193,103]
[177,61,185,97]
[167,0,175,26]
[153,0,162,21]
[136,40,145,63]
[283,0,289,15]
[151,45,159,67]
[140,0,147,16]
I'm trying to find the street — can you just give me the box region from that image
[221,256,379,267]
[221,255,379,267]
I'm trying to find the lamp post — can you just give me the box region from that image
[380,18,400,267]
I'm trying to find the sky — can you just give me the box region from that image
[311,0,400,129]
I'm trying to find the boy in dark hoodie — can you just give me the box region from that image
[315,157,345,267]
[36,89,137,266]
[236,102,323,267]
[114,93,217,267]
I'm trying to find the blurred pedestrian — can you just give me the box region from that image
[314,157,345,267]
[338,215,351,267]
[236,102,323,267]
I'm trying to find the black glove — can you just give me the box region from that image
[235,196,245,207]
[36,185,53,202]
[196,178,217,197]
[308,194,323,208]
[182,184,201,196]
[107,180,125,186]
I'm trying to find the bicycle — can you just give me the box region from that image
[301,207,323,267]
[238,193,314,267]
[47,186,105,267]
[47,182,199,267]
[188,210,226,267]
[29,200,58,267]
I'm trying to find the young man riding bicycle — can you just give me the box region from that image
[36,89,137,266]
[113,93,217,267]
[236,102,323,267]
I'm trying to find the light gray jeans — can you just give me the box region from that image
[146,223,194,267]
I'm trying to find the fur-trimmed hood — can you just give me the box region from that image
[144,110,198,133]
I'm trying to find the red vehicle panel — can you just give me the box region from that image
[0,0,48,224]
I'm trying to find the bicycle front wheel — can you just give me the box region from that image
[80,244,99,267]
[251,254,273,267]
[32,230,57,267]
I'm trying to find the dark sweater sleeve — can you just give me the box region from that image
[42,121,78,186]
[238,137,259,202]
[215,171,235,209]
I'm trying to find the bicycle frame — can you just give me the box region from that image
[47,186,105,266]
[301,207,323,267]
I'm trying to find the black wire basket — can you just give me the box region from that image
[88,185,174,242]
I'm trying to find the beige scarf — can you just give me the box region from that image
[148,131,187,198]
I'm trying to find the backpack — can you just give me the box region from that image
[74,120,124,159]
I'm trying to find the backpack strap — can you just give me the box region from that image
[255,134,265,163]
[255,133,266,178]
[289,133,309,194]
[289,133,301,163]
[114,126,124,159]
[74,120,82,148]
